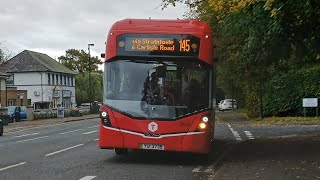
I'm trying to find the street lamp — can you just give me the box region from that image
[88,43,94,113]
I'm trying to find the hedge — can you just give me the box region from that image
[263,65,320,116]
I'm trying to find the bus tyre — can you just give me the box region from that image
[115,148,128,155]
[0,125,3,136]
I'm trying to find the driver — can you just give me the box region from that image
[142,72,162,105]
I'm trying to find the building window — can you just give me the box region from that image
[28,99,32,106]
[64,75,66,86]
[52,100,56,108]
[56,74,58,85]
[67,76,70,86]
[7,74,14,85]
[52,74,55,85]
[8,99,15,106]
[48,73,51,85]
[60,74,62,85]
[71,76,74,86]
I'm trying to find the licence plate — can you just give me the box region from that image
[140,144,164,150]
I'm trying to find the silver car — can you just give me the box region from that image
[218,99,237,111]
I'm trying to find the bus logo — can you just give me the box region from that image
[148,122,158,132]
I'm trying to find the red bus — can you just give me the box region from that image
[99,19,215,155]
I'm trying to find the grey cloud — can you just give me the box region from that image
[0,0,186,58]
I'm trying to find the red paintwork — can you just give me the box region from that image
[99,105,215,154]
[104,19,213,65]
[99,19,214,154]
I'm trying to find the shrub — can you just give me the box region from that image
[263,65,320,116]
[33,109,58,120]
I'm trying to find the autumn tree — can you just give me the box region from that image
[162,0,320,117]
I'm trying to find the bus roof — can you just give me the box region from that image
[110,19,212,33]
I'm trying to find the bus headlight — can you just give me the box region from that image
[101,112,107,117]
[198,122,206,130]
[202,116,209,123]
[198,115,209,130]
[100,110,111,127]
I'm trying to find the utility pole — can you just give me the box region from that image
[88,44,94,113]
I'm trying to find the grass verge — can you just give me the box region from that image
[254,116,320,122]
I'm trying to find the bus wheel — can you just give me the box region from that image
[0,125,3,136]
[115,148,128,155]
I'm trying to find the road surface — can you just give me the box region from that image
[0,115,319,180]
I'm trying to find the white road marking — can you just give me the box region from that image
[79,176,97,180]
[82,130,99,135]
[15,133,39,138]
[192,166,203,173]
[60,129,83,135]
[0,162,26,172]
[244,131,255,139]
[88,125,99,129]
[16,136,49,143]
[227,124,242,141]
[45,144,84,157]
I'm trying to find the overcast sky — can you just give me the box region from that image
[0,0,186,62]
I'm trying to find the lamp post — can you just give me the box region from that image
[88,43,94,113]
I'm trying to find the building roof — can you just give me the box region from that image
[0,50,76,74]
[0,70,9,78]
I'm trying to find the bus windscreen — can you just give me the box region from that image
[103,59,210,120]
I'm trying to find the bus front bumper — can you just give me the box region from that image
[99,126,212,154]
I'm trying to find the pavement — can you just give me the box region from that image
[212,110,320,180]
[0,111,319,179]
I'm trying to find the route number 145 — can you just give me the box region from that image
[179,39,190,52]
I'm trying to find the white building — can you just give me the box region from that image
[0,50,77,109]
[0,71,8,108]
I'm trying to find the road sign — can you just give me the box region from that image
[303,98,318,107]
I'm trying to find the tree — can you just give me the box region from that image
[0,43,13,64]
[58,49,102,73]
[75,72,103,105]
[59,49,103,106]
[161,0,320,117]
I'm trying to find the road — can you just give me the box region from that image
[0,115,320,180]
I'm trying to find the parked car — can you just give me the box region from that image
[7,106,28,122]
[0,119,3,136]
[78,103,91,110]
[218,99,237,111]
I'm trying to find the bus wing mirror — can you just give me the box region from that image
[101,53,105,58]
